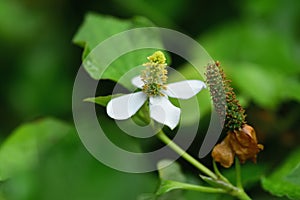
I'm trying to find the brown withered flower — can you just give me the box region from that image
[211,133,234,168]
[212,124,264,168]
[206,62,263,168]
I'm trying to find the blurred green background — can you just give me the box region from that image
[0,0,299,199]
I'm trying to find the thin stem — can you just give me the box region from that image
[166,180,226,194]
[156,130,217,179]
[234,190,252,200]
[213,160,230,183]
[156,130,252,200]
[235,157,243,189]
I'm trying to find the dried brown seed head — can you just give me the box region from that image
[212,124,264,168]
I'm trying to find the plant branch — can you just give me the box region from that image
[157,130,217,179]
[213,160,230,183]
[235,157,243,189]
[164,180,227,194]
[156,130,252,200]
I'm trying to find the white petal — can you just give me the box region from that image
[131,76,144,89]
[164,80,206,99]
[107,92,147,120]
[149,96,180,130]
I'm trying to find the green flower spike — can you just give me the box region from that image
[205,61,246,131]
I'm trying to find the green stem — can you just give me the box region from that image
[164,180,226,194]
[230,157,251,200]
[213,160,230,183]
[156,130,252,200]
[235,157,243,189]
[233,190,252,200]
[157,130,217,179]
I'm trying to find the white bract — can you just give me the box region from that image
[106,51,206,130]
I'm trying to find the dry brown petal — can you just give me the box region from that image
[212,124,264,167]
[229,124,264,163]
[211,134,235,168]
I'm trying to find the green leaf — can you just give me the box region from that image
[73,13,166,89]
[98,114,142,152]
[225,62,284,109]
[154,160,187,199]
[73,13,155,58]
[199,23,299,75]
[0,118,71,181]
[262,148,300,199]
[84,93,123,107]
[2,126,157,200]
[197,22,300,108]
[157,160,186,182]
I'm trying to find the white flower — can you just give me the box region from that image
[106,51,206,130]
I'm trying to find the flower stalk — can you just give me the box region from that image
[156,130,217,179]
[235,157,243,189]
[156,130,252,200]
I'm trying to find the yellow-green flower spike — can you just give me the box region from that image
[141,51,168,96]
[147,51,166,64]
